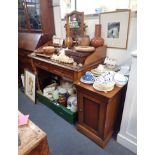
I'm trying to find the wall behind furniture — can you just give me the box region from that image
[117,51,137,153]
[52,0,137,65]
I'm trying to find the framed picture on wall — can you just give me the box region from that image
[24,69,36,103]
[99,10,131,49]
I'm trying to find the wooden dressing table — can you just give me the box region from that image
[29,44,125,148]
[29,45,107,85]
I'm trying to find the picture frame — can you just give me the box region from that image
[52,35,64,46]
[99,10,131,49]
[24,69,36,103]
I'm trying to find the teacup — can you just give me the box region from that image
[52,90,59,100]
[83,71,94,81]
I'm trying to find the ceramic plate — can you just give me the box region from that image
[74,46,95,52]
[93,82,114,92]
[91,69,104,76]
[80,76,94,84]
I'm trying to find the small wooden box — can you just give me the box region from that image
[65,49,91,64]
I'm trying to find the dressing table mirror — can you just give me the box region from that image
[65,10,87,42]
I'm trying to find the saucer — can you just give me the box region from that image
[80,76,94,84]
[91,69,104,76]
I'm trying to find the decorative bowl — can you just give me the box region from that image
[114,73,128,87]
[74,46,95,52]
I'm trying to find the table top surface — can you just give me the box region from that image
[18,112,46,155]
[29,52,103,72]
[75,81,124,99]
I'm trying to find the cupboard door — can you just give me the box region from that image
[78,93,106,137]
[18,0,55,34]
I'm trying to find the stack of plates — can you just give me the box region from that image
[93,81,115,92]
[93,71,116,92]
[91,68,104,76]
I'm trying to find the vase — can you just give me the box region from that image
[91,24,104,48]
[65,17,73,48]
[65,36,73,49]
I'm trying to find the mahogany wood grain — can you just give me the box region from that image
[39,0,55,34]
[18,33,52,86]
[75,82,126,148]
[84,45,107,65]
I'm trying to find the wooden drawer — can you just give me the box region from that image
[53,67,74,80]
[34,60,74,80]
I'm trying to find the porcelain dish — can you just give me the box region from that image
[114,73,128,87]
[74,46,95,52]
[93,81,115,92]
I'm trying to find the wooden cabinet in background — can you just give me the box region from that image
[18,0,55,34]
[75,82,126,148]
[18,32,52,86]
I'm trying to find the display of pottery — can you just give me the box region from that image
[35,46,55,58]
[91,24,104,48]
[79,35,90,46]
[67,96,77,112]
[65,15,73,48]
[74,46,95,52]
[118,65,130,76]
[104,57,117,69]
[65,36,73,49]
[91,64,105,76]
[42,46,55,54]
[93,71,115,92]
[114,73,128,87]
[51,49,74,64]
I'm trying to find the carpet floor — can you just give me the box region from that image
[18,89,136,155]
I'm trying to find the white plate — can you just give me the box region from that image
[93,83,114,92]
[74,46,95,52]
[80,77,94,84]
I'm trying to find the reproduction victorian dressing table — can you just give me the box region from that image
[29,44,126,148]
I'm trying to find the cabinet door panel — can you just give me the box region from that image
[83,97,99,131]
[78,92,105,136]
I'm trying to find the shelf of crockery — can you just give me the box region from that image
[37,91,77,124]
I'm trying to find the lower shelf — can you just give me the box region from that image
[37,91,77,124]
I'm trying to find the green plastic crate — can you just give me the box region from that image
[37,91,77,124]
